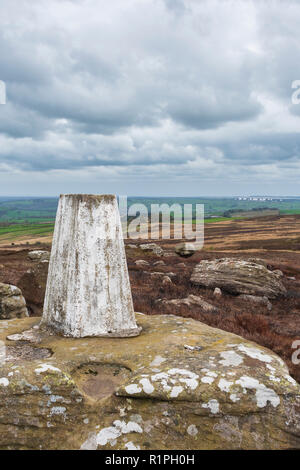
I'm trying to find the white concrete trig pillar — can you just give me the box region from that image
[41,194,141,338]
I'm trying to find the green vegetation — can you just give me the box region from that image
[0,197,57,224]
[0,196,300,244]
[0,222,54,242]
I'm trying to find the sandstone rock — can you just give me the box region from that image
[153,260,166,267]
[175,242,196,258]
[146,272,176,279]
[177,262,186,268]
[18,260,49,316]
[140,243,164,257]
[0,315,299,450]
[158,294,218,313]
[134,260,150,267]
[238,294,272,311]
[162,276,172,286]
[28,250,50,261]
[273,269,284,278]
[191,259,286,299]
[0,283,28,319]
[162,251,174,258]
[213,287,222,297]
[248,258,268,268]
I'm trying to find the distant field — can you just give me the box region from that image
[1,196,300,224]
[0,223,54,245]
[0,196,300,247]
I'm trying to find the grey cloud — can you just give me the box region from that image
[0,0,299,195]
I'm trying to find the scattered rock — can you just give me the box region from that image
[0,283,28,319]
[134,260,150,267]
[28,251,50,262]
[238,295,272,311]
[191,258,287,299]
[153,260,166,267]
[184,344,203,351]
[162,251,174,258]
[1,314,298,449]
[18,260,49,316]
[273,270,283,278]
[175,242,196,258]
[248,258,268,268]
[213,287,222,298]
[140,243,164,257]
[176,262,186,268]
[288,276,296,281]
[127,244,138,249]
[147,272,176,279]
[162,276,173,286]
[158,294,218,313]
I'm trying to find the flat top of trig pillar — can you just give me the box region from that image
[61,194,116,204]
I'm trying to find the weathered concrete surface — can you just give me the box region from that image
[0,314,299,450]
[191,259,287,299]
[0,283,28,319]
[41,194,141,338]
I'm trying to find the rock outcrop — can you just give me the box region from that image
[0,283,28,319]
[0,314,299,450]
[191,259,286,299]
[139,243,164,257]
[18,260,49,316]
[238,294,272,311]
[157,295,218,313]
[28,251,50,262]
[134,260,150,267]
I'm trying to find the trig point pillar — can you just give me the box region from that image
[41,194,141,338]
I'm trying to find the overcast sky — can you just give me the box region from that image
[1,0,300,197]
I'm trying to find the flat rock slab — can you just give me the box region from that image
[191,258,287,299]
[0,314,299,450]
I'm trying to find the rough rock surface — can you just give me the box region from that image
[191,259,287,299]
[162,276,172,286]
[145,271,176,279]
[135,260,149,267]
[213,287,222,298]
[18,260,49,316]
[0,314,298,450]
[0,283,28,320]
[157,295,218,313]
[238,295,272,311]
[139,243,164,257]
[153,261,165,267]
[28,251,50,262]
